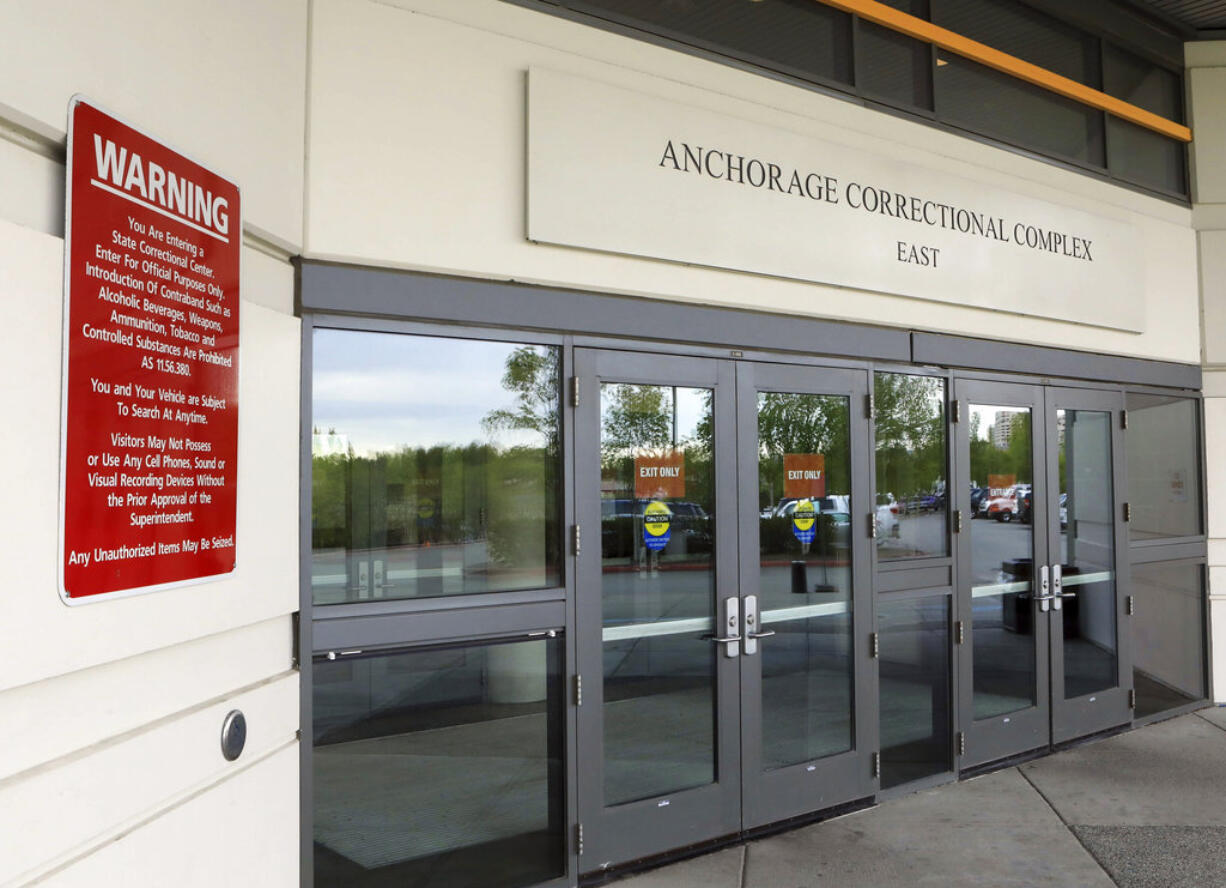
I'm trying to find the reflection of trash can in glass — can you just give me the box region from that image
[1000,558,1032,635]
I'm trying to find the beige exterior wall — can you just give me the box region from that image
[0,2,1218,885]
[1188,40,1226,703]
[306,0,1200,364]
[0,1,305,884]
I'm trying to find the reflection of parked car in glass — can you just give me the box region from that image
[970,486,988,517]
[765,496,851,550]
[1018,486,1033,523]
[875,493,899,542]
[599,498,712,557]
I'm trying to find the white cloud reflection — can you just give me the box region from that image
[311,330,555,455]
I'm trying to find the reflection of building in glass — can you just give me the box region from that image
[992,411,1016,450]
[1057,411,1066,448]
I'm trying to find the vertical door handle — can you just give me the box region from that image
[742,595,776,656]
[1038,564,1050,612]
[705,597,741,658]
[1051,563,1063,610]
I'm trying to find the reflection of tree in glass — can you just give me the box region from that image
[481,346,560,451]
[312,344,562,579]
[757,393,850,495]
[601,384,673,457]
[875,374,945,499]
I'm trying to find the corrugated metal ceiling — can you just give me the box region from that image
[1133,0,1226,31]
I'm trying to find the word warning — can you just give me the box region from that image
[59,98,240,602]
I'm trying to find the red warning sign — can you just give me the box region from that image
[784,453,826,498]
[634,452,686,499]
[59,98,240,603]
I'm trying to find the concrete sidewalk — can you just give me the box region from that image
[618,709,1226,888]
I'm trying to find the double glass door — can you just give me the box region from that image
[956,381,1130,768]
[574,350,875,868]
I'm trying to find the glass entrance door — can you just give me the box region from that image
[956,381,1130,767]
[736,363,876,828]
[574,350,875,869]
[1046,387,1131,743]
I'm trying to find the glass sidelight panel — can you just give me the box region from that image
[311,331,561,605]
[879,595,952,788]
[1125,394,1202,541]
[874,373,948,560]
[756,392,854,768]
[600,384,717,805]
[312,637,566,888]
[1057,410,1118,699]
[968,404,1036,720]
[1133,562,1206,717]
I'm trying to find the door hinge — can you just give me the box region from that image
[958,732,966,756]
[1129,688,1136,710]
[950,399,960,423]
[570,376,580,408]
[866,393,875,419]
[1121,409,1129,430]
[572,524,581,555]
[868,514,877,539]
[955,620,964,644]
[576,823,584,855]
[870,632,879,658]
[574,674,582,706]
[872,752,881,778]
[953,510,963,533]
[1123,503,1132,523]
[1126,595,1134,616]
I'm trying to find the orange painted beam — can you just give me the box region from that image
[819,0,1192,143]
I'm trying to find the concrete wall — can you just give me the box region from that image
[0,1,305,884]
[1188,40,1226,703]
[306,0,1200,364]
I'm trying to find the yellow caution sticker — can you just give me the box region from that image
[792,498,817,544]
[643,500,672,551]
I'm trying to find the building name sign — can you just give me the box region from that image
[527,69,1144,332]
[658,141,1096,265]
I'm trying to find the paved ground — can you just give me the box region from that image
[617,709,1226,888]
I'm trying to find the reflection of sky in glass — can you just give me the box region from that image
[312,330,555,456]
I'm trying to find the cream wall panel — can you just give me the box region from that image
[307,0,1199,363]
[38,744,298,888]
[0,673,297,885]
[1204,396,1226,542]
[1186,40,1226,68]
[0,218,300,693]
[1202,231,1226,365]
[243,245,296,316]
[1211,589,1226,703]
[0,136,61,237]
[0,0,306,249]
[0,616,289,782]
[1189,66,1226,206]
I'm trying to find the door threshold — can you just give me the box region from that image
[959,745,1049,780]
[577,797,875,886]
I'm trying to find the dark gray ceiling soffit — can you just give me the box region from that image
[298,261,1199,390]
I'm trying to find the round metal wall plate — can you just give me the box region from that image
[220,709,247,761]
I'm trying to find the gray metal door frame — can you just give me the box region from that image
[1044,386,1132,743]
[574,348,742,869]
[954,379,1053,768]
[736,361,878,829]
